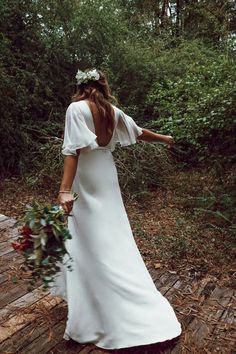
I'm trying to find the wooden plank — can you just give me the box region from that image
[147,267,166,283]
[0,224,18,235]
[0,260,24,277]
[89,348,108,354]
[177,289,202,326]
[155,270,174,289]
[0,218,17,231]
[0,279,29,309]
[165,279,182,299]
[0,302,67,353]
[0,251,23,274]
[48,340,95,354]
[81,348,100,354]
[154,271,180,297]
[161,274,180,296]
[206,289,236,353]
[0,286,48,324]
[0,294,63,342]
[219,291,236,326]
[0,214,9,222]
[186,285,235,349]
[18,318,67,354]
[168,342,181,354]
[0,220,18,248]
[0,271,41,309]
[165,276,216,354]
[0,272,9,285]
[0,227,19,256]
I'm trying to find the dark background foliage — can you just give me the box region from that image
[0,0,235,174]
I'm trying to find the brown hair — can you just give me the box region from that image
[72,70,117,138]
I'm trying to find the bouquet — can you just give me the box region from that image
[11,195,78,290]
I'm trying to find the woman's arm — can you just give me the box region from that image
[137,128,174,148]
[58,152,80,213]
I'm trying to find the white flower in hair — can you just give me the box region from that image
[75,69,100,85]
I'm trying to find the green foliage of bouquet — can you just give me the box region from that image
[12,196,77,290]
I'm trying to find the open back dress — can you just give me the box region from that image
[49,100,182,350]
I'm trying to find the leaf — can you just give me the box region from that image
[34,248,43,265]
[41,257,50,265]
[53,223,62,232]
[154,262,161,269]
[28,253,37,260]
[34,237,42,249]
[40,218,47,226]
[29,219,35,229]
[72,192,79,201]
[43,276,53,282]
[12,275,18,283]
[40,234,48,247]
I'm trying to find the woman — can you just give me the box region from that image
[50,69,182,350]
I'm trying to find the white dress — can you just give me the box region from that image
[49,100,182,350]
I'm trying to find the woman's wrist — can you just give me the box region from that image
[59,184,72,193]
[155,133,168,143]
[139,129,169,144]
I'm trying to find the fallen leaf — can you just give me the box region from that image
[154,262,161,269]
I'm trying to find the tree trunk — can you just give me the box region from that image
[176,0,182,36]
[160,0,168,28]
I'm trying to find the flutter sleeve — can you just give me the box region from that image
[115,108,143,146]
[62,103,97,155]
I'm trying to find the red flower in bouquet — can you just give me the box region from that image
[12,239,30,251]
[12,240,24,251]
[20,226,32,239]
[12,228,32,251]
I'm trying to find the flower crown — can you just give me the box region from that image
[75,69,100,85]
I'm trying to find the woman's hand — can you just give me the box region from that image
[58,192,74,214]
[164,135,175,148]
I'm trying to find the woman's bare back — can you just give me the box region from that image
[85,100,115,147]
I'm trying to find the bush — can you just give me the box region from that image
[114,142,174,199]
[147,41,236,163]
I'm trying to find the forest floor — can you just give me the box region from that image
[0,165,235,290]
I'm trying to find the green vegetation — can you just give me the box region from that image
[1,0,235,174]
[0,1,235,247]
[147,41,236,163]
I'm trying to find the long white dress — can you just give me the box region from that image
[49,100,182,350]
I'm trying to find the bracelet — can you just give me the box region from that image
[59,190,71,193]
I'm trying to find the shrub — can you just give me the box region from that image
[147,41,236,163]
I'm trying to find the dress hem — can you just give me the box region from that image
[63,327,182,350]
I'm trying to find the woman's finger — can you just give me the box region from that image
[66,200,74,212]
[60,197,74,214]
[61,202,68,214]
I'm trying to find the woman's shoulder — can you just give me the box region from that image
[67,100,87,110]
[64,101,91,124]
[66,100,90,118]
[111,104,123,115]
